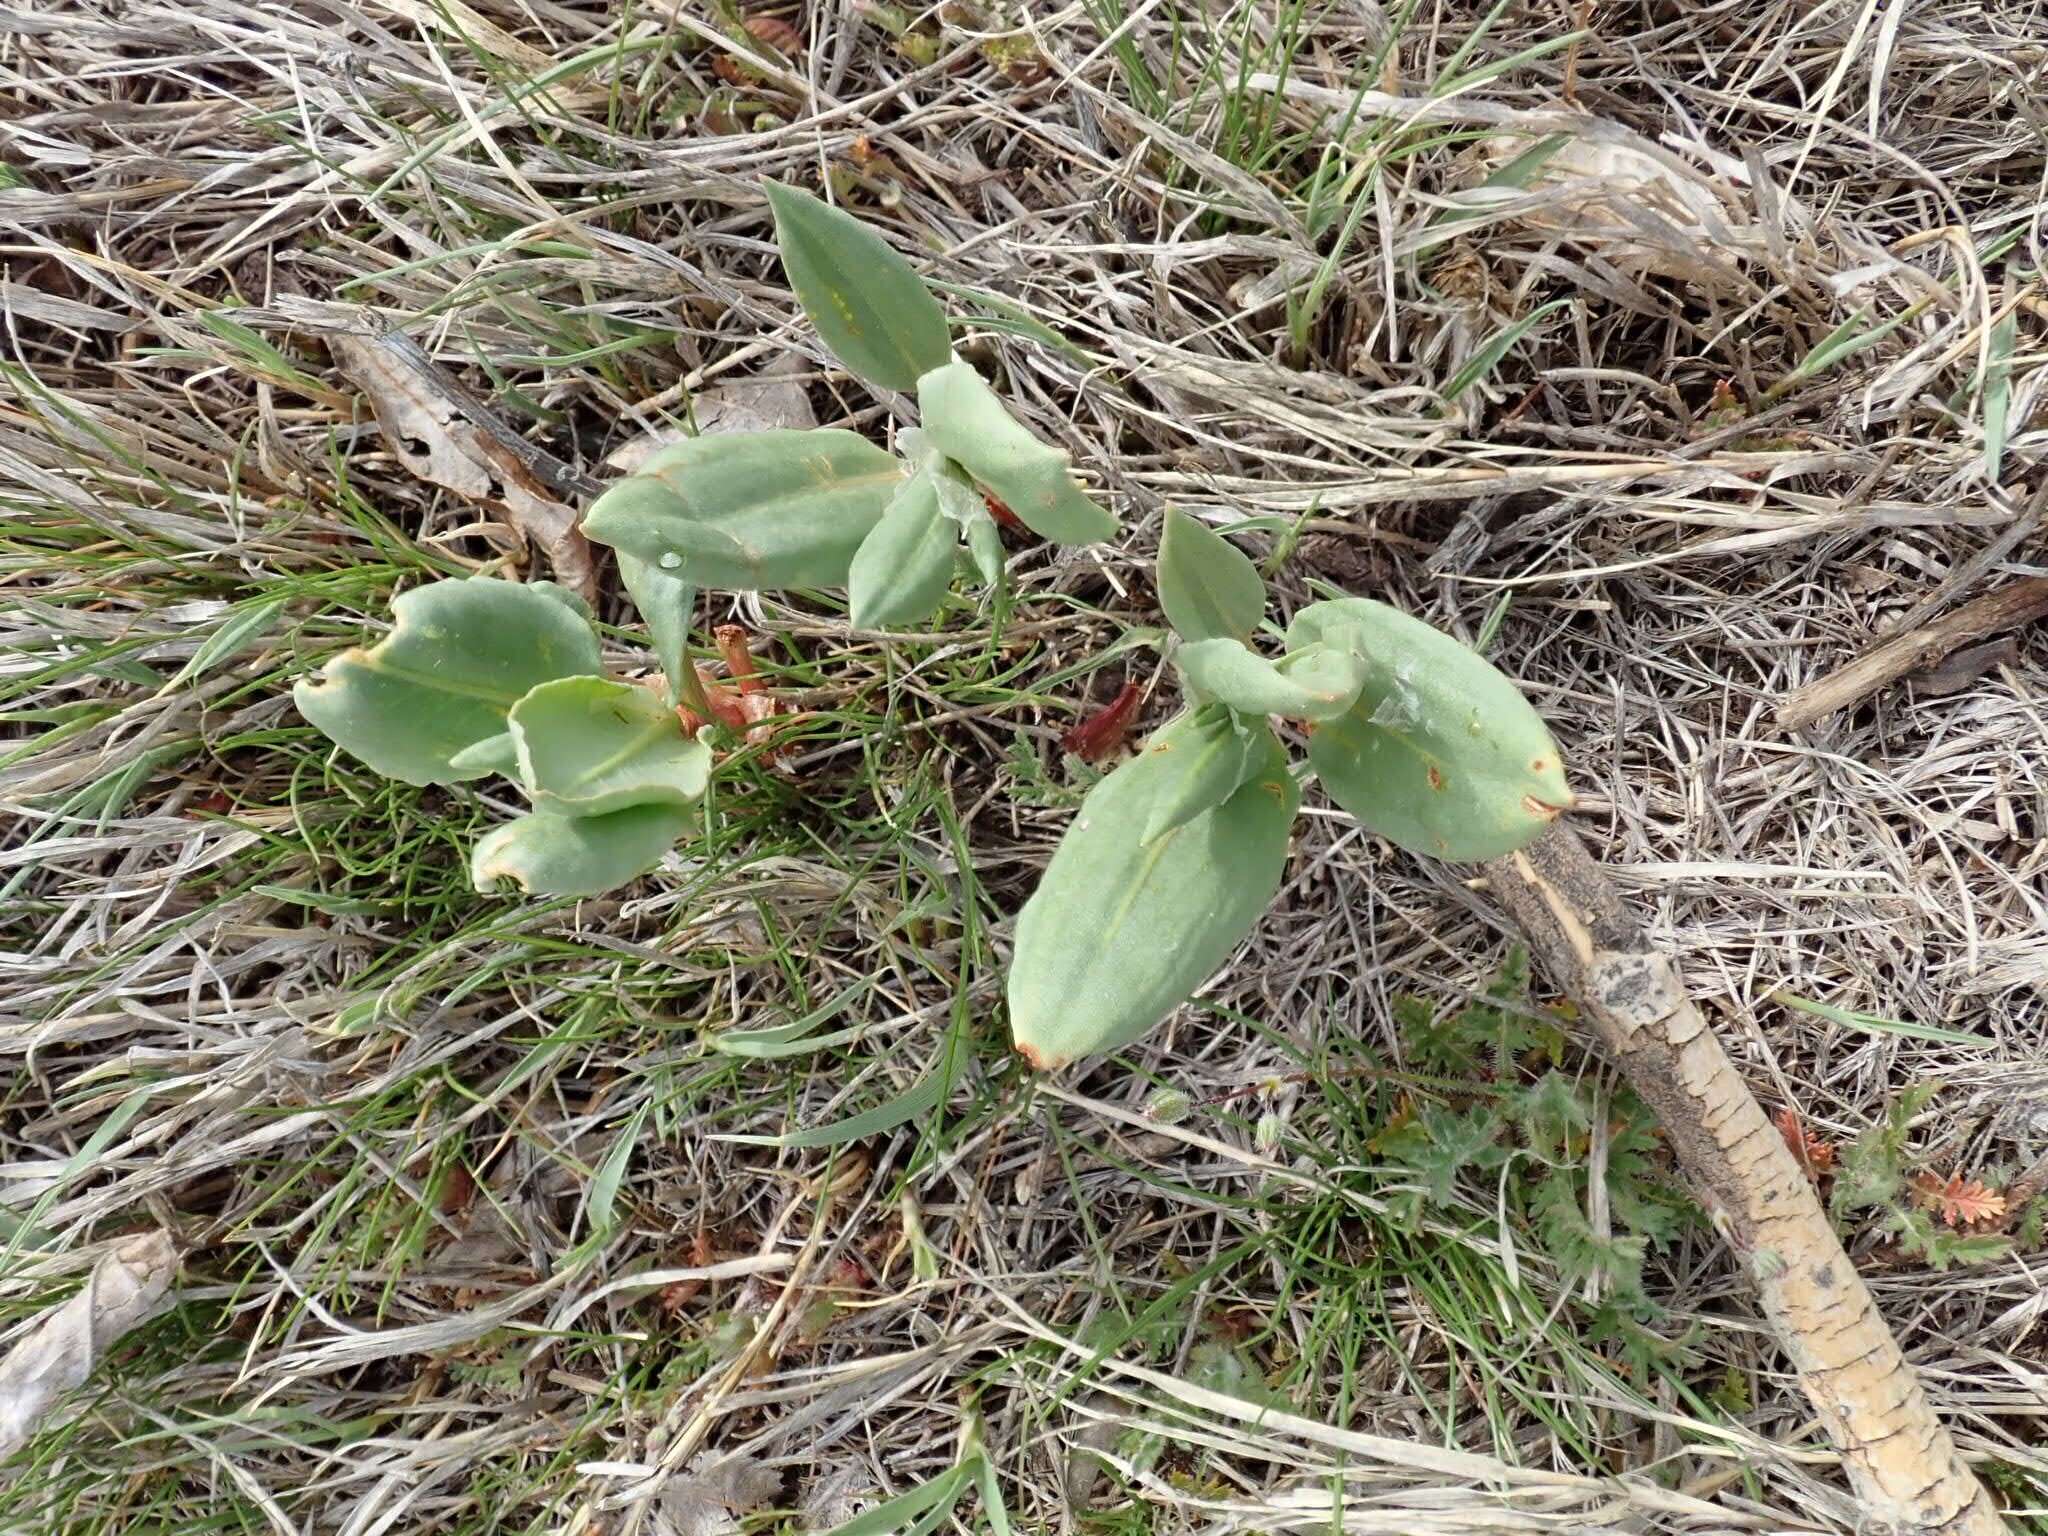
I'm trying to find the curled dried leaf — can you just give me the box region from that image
[1774,1107,1836,1181]
[1061,682,1141,762]
[1467,133,1773,293]
[715,626,764,696]
[742,14,804,53]
[0,1231,179,1460]
[329,330,596,600]
[713,53,767,87]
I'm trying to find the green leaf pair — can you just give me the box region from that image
[1007,717,1299,1072]
[583,183,1115,635]
[1157,508,1569,860]
[841,359,1115,627]
[1288,598,1571,863]
[1007,510,1573,1071]
[295,577,710,898]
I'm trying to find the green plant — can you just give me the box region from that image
[582,182,1115,633]
[292,577,713,897]
[1376,956,1697,1316]
[1007,510,1571,1069]
[296,185,1116,896]
[1827,1086,2015,1271]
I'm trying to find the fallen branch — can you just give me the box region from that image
[1483,824,2003,1536]
[1776,576,2048,731]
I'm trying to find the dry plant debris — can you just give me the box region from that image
[1776,1106,1839,1181]
[328,329,600,601]
[4,1,2047,1533]
[1909,1173,2010,1232]
[0,1231,179,1461]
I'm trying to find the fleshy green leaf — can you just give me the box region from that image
[293,577,602,785]
[916,361,1115,544]
[1137,704,1273,844]
[765,181,951,393]
[931,453,1005,585]
[847,462,960,628]
[615,550,695,705]
[1290,597,1571,861]
[470,802,696,898]
[582,429,903,591]
[447,731,519,778]
[1008,731,1299,1071]
[1158,509,1265,642]
[508,676,711,815]
[965,515,1006,586]
[1175,637,1366,722]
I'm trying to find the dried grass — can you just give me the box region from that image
[3,1,2046,1532]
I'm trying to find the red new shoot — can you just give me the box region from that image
[1062,682,1141,762]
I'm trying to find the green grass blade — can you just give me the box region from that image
[719,1066,945,1148]
[157,596,290,695]
[1771,300,1928,397]
[1441,298,1570,404]
[1776,991,1988,1047]
[710,978,878,1056]
[587,1101,648,1231]
[818,1460,975,1536]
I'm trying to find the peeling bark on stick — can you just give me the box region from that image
[1775,576,2048,731]
[1483,824,2004,1536]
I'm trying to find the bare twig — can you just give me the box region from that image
[1777,577,2048,730]
[1484,825,2003,1536]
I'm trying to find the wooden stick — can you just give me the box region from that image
[1483,824,2003,1536]
[1776,576,2048,731]
[1888,482,2044,636]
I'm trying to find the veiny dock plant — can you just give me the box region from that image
[1008,510,1572,1069]
[297,184,1114,895]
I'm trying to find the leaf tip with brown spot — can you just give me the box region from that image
[1015,1040,1062,1073]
